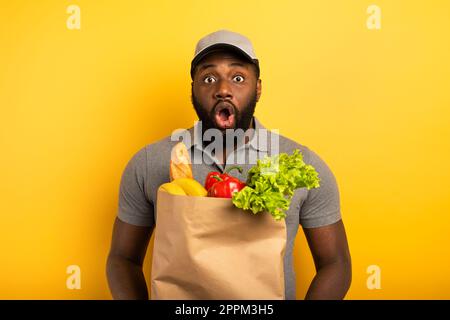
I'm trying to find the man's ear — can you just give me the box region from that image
[256,78,262,102]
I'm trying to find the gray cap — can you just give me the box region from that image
[190,29,260,79]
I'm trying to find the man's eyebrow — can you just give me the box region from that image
[199,62,248,71]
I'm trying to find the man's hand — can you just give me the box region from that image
[106,217,153,300]
[303,219,352,300]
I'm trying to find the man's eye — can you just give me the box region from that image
[203,76,216,84]
[233,75,244,82]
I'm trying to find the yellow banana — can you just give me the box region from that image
[158,182,187,195]
[171,178,208,196]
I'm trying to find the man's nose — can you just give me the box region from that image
[214,79,233,100]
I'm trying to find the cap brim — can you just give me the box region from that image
[190,43,259,79]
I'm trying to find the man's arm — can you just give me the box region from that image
[106,217,153,300]
[303,219,352,300]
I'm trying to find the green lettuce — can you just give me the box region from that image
[231,149,320,221]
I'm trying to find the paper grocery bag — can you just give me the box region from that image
[150,189,287,300]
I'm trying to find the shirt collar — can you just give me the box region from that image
[184,116,269,153]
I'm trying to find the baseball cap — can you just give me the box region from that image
[190,29,260,80]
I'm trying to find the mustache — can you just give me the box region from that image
[214,99,235,108]
[191,87,257,131]
[212,100,238,116]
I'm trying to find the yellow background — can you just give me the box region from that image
[1,0,449,299]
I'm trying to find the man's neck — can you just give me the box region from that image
[220,118,255,165]
[199,118,255,166]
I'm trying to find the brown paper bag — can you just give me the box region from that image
[150,189,286,300]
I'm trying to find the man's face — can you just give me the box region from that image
[191,50,262,133]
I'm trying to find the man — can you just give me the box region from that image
[106,30,352,300]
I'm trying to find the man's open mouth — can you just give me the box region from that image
[214,102,236,129]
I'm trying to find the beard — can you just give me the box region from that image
[191,87,257,134]
[191,88,258,151]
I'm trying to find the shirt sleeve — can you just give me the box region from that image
[299,147,342,228]
[117,146,155,227]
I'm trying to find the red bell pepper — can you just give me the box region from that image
[205,166,246,198]
[204,171,224,191]
[204,165,242,190]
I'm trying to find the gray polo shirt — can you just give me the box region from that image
[117,116,342,300]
